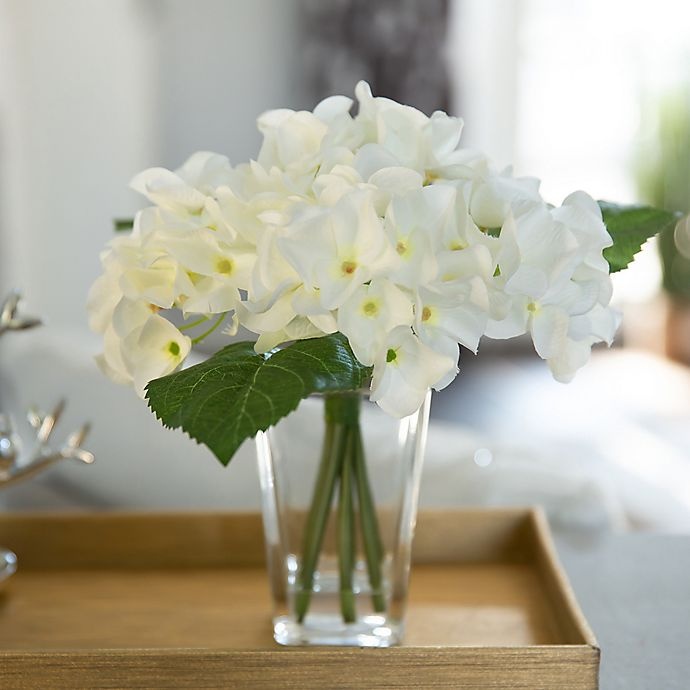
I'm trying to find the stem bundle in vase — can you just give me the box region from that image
[296,394,385,624]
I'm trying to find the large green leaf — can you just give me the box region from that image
[145,333,371,465]
[599,201,680,273]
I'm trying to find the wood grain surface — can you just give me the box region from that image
[0,508,599,689]
[0,563,558,650]
[1,647,599,690]
[0,508,531,569]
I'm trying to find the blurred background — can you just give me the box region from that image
[1,0,690,532]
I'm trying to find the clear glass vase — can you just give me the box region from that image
[256,389,430,647]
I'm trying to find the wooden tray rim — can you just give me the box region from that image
[0,507,598,654]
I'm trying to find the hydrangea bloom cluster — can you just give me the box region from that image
[88,82,619,417]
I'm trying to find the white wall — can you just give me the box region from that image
[0,1,158,327]
[448,0,521,170]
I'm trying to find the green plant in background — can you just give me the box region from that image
[637,88,690,301]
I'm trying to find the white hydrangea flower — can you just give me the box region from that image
[415,281,489,355]
[486,197,619,380]
[465,166,543,230]
[156,227,255,315]
[130,151,233,216]
[88,81,623,415]
[370,326,455,417]
[552,191,614,275]
[278,189,397,310]
[257,108,328,177]
[337,279,413,366]
[118,253,189,311]
[352,81,465,181]
[120,315,192,395]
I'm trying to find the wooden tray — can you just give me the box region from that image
[0,509,599,689]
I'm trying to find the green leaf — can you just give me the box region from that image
[145,333,371,466]
[599,201,680,273]
[114,218,134,233]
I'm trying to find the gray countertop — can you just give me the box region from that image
[557,532,690,690]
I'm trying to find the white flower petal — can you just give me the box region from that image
[121,315,191,396]
[416,333,459,390]
[505,265,549,299]
[112,298,154,338]
[87,270,123,334]
[485,298,529,339]
[307,312,338,334]
[370,327,455,417]
[237,292,296,334]
[130,167,207,213]
[98,325,132,385]
[530,305,569,360]
[547,338,593,383]
[426,111,464,161]
[175,151,233,192]
[354,143,401,180]
[368,166,424,195]
[313,95,353,122]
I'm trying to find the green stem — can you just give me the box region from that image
[114,218,134,233]
[179,315,209,332]
[337,430,356,623]
[353,425,386,613]
[295,392,387,624]
[191,313,225,344]
[295,420,347,622]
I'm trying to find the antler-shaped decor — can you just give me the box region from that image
[0,290,94,586]
[0,292,94,488]
[0,400,94,488]
[0,290,42,336]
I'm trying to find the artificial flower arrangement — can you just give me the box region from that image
[89,82,677,644]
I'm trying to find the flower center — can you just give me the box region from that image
[215,258,234,275]
[341,260,357,276]
[167,341,181,357]
[421,306,432,322]
[362,300,379,317]
[527,301,539,314]
[396,240,408,256]
[423,170,439,186]
[386,348,397,363]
